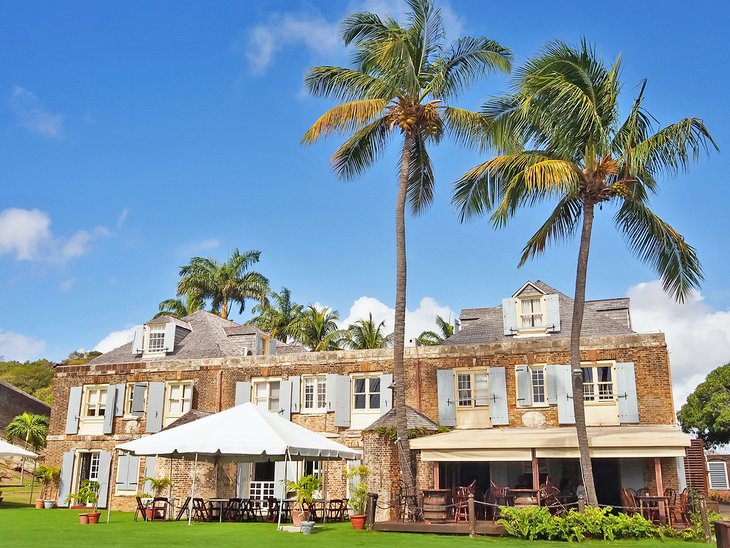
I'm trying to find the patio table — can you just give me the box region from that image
[637,495,671,525]
[207,498,229,523]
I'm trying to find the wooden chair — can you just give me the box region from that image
[669,488,690,527]
[222,498,244,522]
[151,497,168,521]
[134,496,148,522]
[305,500,320,521]
[175,497,191,521]
[191,497,211,522]
[327,499,347,521]
[454,486,471,522]
[266,497,280,522]
[486,481,513,523]
[539,485,566,515]
[636,487,650,497]
[620,488,638,515]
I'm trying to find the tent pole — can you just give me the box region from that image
[188,453,198,526]
[28,459,37,506]
[277,449,289,531]
[168,457,173,504]
[106,449,117,523]
[323,461,327,524]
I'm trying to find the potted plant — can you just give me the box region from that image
[142,476,170,520]
[34,465,61,509]
[285,474,322,527]
[346,464,368,530]
[65,479,100,524]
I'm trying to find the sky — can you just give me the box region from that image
[0,0,728,410]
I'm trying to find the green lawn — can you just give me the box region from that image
[0,503,708,548]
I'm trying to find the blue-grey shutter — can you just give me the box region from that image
[436,369,456,427]
[326,374,338,412]
[58,451,75,506]
[330,374,351,427]
[146,382,165,433]
[235,381,250,406]
[236,463,250,497]
[131,383,147,416]
[279,379,292,420]
[545,365,558,405]
[116,452,130,491]
[132,325,144,354]
[143,456,156,495]
[103,385,117,434]
[274,461,298,499]
[65,386,82,434]
[502,298,517,335]
[380,373,393,416]
[114,384,125,416]
[96,451,112,508]
[515,366,532,407]
[127,455,140,492]
[615,362,639,423]
[269,339,277,355]
[289,376,301,413]
[254,333,263,355]
[163,322,176,353]
[488,367,509,425]
[545,294,561,332]
[554,365,575,424]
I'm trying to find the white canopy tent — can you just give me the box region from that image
[0,438,38,459]
[115,403,361,526]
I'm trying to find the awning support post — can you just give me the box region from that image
[531,449,540,492]
[106,448,117,523]
[654,457,664,496]
[277,449,290,531]
[188,453,198,526]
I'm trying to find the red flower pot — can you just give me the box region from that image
[350,514,366,530]
[87,512,101,524]
[78,513,90,524]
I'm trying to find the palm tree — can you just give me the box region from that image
[302,0,511,496]
[5,412,49,483]
[154,291,204,319]
[295,305,346,351]
[345,313,394,349]
[453,40,717,504]
[249,287,305,343]
[176,249,269,320]
[417,314,454,345]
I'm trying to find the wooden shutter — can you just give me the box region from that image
[708,462,729,490]
[554,365,575,424]
[545,365,558,405]
[116,452,140,492]
[545,294,561,332]
[58,451,75,506]
[289,376,301,413]
[114,384,125,416]
[274,460,298,499]
[96,451,112,508]
[236,463,250,498]
[65,386,82,435]
[684,439,708,495]
[279,379,292,420]
[132,325,144,354]
[488,367,509,425]
[379,373,393,416]
[103,385,117,434]
[515,366,532,407]
[163,322,176,353]
[131,383,147,416]
[333,375,351,427]
[143,456,157,495]
[502,298,518,335]
[235,381,251,406]
[269,339,277,355]
[615,362,639,423]
[436,369,456,427]
[146,382,165,433]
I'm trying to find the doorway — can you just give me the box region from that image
[592,458,621,507]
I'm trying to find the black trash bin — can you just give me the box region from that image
[715,520,730,548]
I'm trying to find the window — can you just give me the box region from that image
[531,367,546,404]
[352,376,380,411]
[708,461,729,490]
[124,382,147,415]
[253,380,280,412]
[165,382,192,422]
[582,365,614,402]
[519,298,544,329]
[148,326,165,353]
[83,386,108,417]
[302,376,327,413]
[456,371,489,408]
[74,451,101,493]
[115,452,140,494]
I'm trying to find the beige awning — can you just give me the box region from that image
[411,425,690,461]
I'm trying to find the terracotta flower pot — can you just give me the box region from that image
[87,512,101,524]
[79,513,90,525]
[350,514,366,530]
[35,499,44,509]
[146,507,154,521]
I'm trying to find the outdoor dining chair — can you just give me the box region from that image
[266,497,280,522]
[151,497,168,521]
[191,498,212,522]
[134,497,148,522]
[175,497,191,521]
[222,498,244,522]
[486,481,513,523]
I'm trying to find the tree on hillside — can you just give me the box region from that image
[344,313,393,350]
[295,305,347,352]
[63,350,103,365]
[302,0,511,497]
[417,314,454,345]
[454,40,716,504]
[177,248,269,320]
[5,412,49,483]
[678,362,730,448]
[155,291,204,319]
[0,360,54,402]
[249,287,305,343]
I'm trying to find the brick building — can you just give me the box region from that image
[0,380,51,431]
[45,280,690,515]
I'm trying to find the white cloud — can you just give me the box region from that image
[59,278,77,292]
[0,208,109,263]
[0,330,46,361]
[176,238,220,256]
[627,280,730,411]
[339,295,455,344]
[116,208,130,229]
[94,327,135,353]
[9,86,64,139]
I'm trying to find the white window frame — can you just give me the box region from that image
[517,296,546,331]
[124,382,147,416]
[72,450,102,497]
[708,461,729,490]
[251,378,281,413]
[81,385,108,419]
[351,374,381,413]
[147,325,166,354]
[582,362,616,403]
[455,370,489,409]
[517,364,548,408]
[164,381,193,425]
[301,375,327,414]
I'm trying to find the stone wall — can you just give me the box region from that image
[0,381,51,431]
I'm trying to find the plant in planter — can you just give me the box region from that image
[346,464,369,530]
[34,464,61,509]
[65,479,101,524]
[285,474,322,527]
[142,476,171,520]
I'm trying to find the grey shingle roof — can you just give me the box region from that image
[449,280,633,346]
[364,406,439,432]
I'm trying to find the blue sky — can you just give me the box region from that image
[0,1,727,405]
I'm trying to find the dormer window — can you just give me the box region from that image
[131,321,181,356]
[520,298,545,329]
[148,326,166,353]
[502,283,561,336]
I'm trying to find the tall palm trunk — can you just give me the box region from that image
[571,200,598,505]
[394,133,415,500]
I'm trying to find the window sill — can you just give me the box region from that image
[114,490,139,497]
[299,409,328,415]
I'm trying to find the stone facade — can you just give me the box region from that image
[0,381,50,431]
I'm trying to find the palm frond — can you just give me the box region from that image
[406,130,435,215]
[518,195,583,266]
[304,66,391,101]
[331,115,391,180]
[452,160,501,222]
[341,12,389,45]
[302,99,387,143]
[442,106,492,150]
